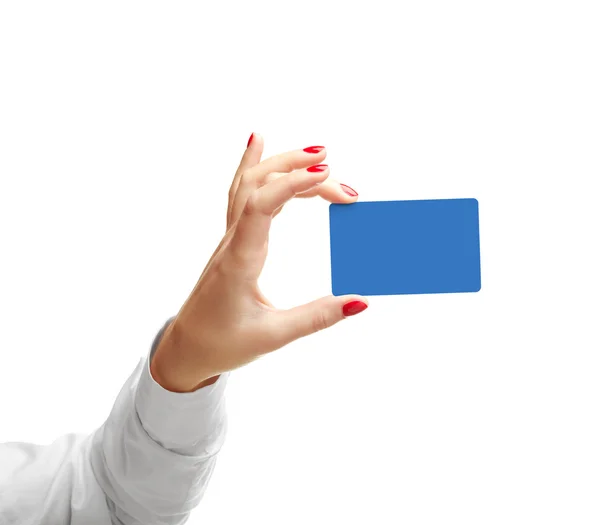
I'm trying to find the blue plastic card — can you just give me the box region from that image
[329,198,481,296]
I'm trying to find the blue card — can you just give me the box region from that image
[329,198,481,296]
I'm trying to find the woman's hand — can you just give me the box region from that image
[150,134,368,393]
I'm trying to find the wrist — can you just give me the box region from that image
[151,322,219,393]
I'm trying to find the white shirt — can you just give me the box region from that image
[0,318,228,525]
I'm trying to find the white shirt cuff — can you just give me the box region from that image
[134,317,228,457]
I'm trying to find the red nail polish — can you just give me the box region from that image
[342,300,368,317]
[307,164,328,172]
[247,133,254,148]
[303,146,325,154]
[340,184,358,197]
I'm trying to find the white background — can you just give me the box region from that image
[1,1,599,523]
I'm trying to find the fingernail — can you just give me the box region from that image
[307,164,328,172]
[342,300,368,317]
[340,184,358,197]
[247,133,254,148]
[303,146,325,154]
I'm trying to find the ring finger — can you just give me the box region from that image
[265,166,358,210]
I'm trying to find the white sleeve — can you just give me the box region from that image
[0,318,228,525]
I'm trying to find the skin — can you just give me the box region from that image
[150,134,369,393]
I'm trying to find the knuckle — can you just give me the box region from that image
[233,172,250,193]
[212,257,230,276]
[243,193,259,216]
[290,171,303,189]
[311,311,331,333]
[264,172,278,185]
[222,247,249,273]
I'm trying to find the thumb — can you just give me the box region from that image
[269,294,369,347]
